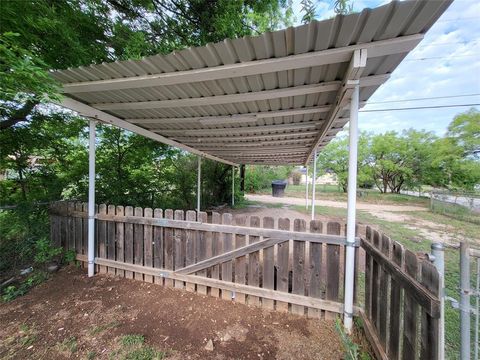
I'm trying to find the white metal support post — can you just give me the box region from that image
[305,165,309,210]
[197,156,201,213]
[231,166,235,207]
[87,119,96,277]
[311,149,317,220]
[344,83,359,333]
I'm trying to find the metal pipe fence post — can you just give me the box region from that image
[231,166,235,207]
[87,119,96,278]
[344,82,359,333]
[311,150,317,221]
[305,165,309,210]
[431,243,445,360]
[475,257,479,360]
[460,241,471,360]
[197,156,201,213]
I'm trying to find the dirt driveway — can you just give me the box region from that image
[246,194,427,213]
[0,267,345,360]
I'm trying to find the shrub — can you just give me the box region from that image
[292,171,302,185]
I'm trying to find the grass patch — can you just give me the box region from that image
[112,334,166,360]
[58,336,78,354]
[234,199,286,209]
[121,334,145,347]
[258,184,429,207]
[91,320,121,335]
[292,204,347,218]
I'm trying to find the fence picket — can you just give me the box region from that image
[402,250,419,360]
[153,208,163,285]
[185,210,196,292]
[262,217,275,310]
[116,206,125,277]
[164,209,174,287]
[365,226,373,318]
[174,210,185,289]
[378,234,391,349]
[371,230,381,328]
[124,206,134,279]
[98,204,107,274]
[221,213,233,300]
[107,205,116,275]
[308,220,323,319]
[133,207,144,281]
[196,211,208,295]
[420,260,439,360]
[210,212,222,297]
[276,218,290,312]
[143,208,154,283]
[248,216,261,307]
[388,241,404,360]
[74,203,82,256]
[292,219,306,315]
[326,222,341,320]
[234,215,247,304]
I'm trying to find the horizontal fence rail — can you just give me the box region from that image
[362,226,441,360]
[50,201,360,320]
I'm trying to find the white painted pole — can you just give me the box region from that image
[305,165,309,210]
[311,149,317,220]
[231,166,235,207]
[197,156,201,213]
[87,119,96,277]
[344,83,359,333]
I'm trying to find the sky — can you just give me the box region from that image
[290,0,480,136]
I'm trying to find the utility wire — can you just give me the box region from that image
[405,54,479,61]
[360,104,480,112]
[367,94,480,105]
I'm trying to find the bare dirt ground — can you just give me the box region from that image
[246,194,428,213]
[0,267,345,360]
[244,194,480,246]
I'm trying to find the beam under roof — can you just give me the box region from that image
[61,34,422,94]
[305,49,367,164]
[58,97,237,166]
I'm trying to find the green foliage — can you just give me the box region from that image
[316,115,480,193]
[58,337,78,354]
[118,334,165,360]
[0,32,59,105]
[33,238,62,264]
[300,0,316,23]
[335,318,359,360]
[1,270,48,302]
[446,108,480,159]
[121,335,146,347]
[244,165,293,192]
[63,250,77,264]
[334,0,355,15]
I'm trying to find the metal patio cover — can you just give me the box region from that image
[53,0,452,166]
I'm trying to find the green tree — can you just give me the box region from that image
[446,108,480,159]
[316,132,371,192]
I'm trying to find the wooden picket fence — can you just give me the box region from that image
[50,201,359,319]
[361,226,441,360]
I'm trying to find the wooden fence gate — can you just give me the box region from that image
[50,201,359,320]
[360,226,441,360]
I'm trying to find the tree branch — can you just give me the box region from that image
[0,100,38,130]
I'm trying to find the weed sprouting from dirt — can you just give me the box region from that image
[58,336,78,354]
[121,334,145,347]
[115,334,165,360]
[91,320,121,335]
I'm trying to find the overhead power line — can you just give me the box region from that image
[367,94,480,105]
[360,104,480,113]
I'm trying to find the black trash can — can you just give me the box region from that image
[271,180,287,197]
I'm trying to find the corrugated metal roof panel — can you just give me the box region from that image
[52,0,452,165]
